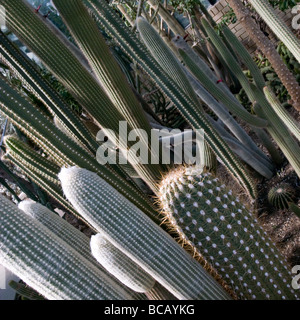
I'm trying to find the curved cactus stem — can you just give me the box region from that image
[249,0,300,65]
[0,194,138,300]
[59,166,232,300]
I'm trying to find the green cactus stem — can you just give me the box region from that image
[268,183,295,210]
[58,166,232,300]
[249,0,300,65]
[158,166,300,300]
[82,0,258,199]
[0,76,159,223]
[226,0,300,111]
[264,86,300,143]
[0,194,138,300]
[0,31,98,154]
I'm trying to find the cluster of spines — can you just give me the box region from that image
[159,166,299,300]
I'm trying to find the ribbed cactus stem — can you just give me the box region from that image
[158,166,300,300]
[9,280,46,300]
[83,0,258,199]
[252,88,300,179]
[18,200,145,300]
[52,0,163,193]
[0,76,159,223]
[0,194,137,300]
[59,166,232,300]
[0,30,98,154]
[90,233,156,293]
[221,25,266,91]
[249,0,300,65]
[226,0,300,111]
[264,86,300,143]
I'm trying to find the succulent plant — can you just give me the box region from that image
[158,166,299,300]
[268,183,295,210]
[0,194,138,300]
[58,166,232,300]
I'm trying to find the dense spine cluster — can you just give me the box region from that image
[159,166,299,300]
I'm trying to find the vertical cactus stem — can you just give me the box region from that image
[158,166,300,300]
[59,166,232,300]
[0,194,138,300]
[90,233,156,293]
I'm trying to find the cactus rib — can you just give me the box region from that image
[0,194,137,300]
[59,166,232,300]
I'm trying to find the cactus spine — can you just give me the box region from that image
[158,166,299,300]
[249,0,300,65]
[0,194,137,300]
[58,166,232,300]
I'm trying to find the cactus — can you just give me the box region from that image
[158,166,300,300]
[0,31,98,154]
[9,280,46,300]
[220,25,266,91]
[0,76,159,223]
[52,0,164,192]
[18,199,146,300]
[58,166,232,300]
[225,0,300,111]
[264,86,300,143]
[82,0,259,199]
[268,183,296,210]
[252,87,300,179]
[90,233,156,293]
[0,194,138,300]
[249,0,300,65]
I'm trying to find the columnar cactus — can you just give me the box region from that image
[226,0,300,111]
[158,166,300,300]
[82,0,258,199]
[248,0,300,65]
[0,76,159,223]
[90,233,156,293]
[18,199,145,300]
[0,194,137,300]
[58,166,232,300]
[0,31,98,154]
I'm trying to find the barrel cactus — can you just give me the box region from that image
[268,183,296,210]
[158,166,299,300]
